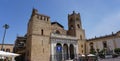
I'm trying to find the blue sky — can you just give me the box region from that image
[0,0,120,44]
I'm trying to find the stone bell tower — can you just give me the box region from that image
[67,11,86,54]
[26,9,51,61]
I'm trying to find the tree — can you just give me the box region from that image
[114,48,120,54]
[90,48,96,54]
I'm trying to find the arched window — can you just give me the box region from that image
[103,41,107,48]
[90,42,93,46]
[80,35,82,40]
[77,24,80,28]
[89,42,95,54]
[69,25,74,30]
[63,44,69,60]
[69,44,75,59]
[81,45,83,48]
[41,29,44,35]
[56,43,62,61]
[89,42,94,49]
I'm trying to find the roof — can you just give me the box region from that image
[51,22,64,28]
[87,33,116,41]
[0,44,14,46]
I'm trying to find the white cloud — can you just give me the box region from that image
[87,11,120,38]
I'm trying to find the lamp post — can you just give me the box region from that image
[1,24,9,51]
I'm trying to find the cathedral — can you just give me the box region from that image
[13,8,120,61]
[14,9,85,61]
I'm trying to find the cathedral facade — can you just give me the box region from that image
[13,8,120,61]
[25,9,85,61]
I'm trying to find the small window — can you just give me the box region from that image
[90,42,94,50]
[77,24,80,28]
[81,45,83,48]
[41,29,44,35]
[103,41,107,48]
[80,35,82,40]
[70,25,74,30]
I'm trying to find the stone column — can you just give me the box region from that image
[62,43,64,61]
[76,43,79,59]
[68,43,71,60]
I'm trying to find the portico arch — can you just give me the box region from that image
[56,43,62,61]
[69,44,75,59]
[63,44,69,60]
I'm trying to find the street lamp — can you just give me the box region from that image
[1,24,9,51]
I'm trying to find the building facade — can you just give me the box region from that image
[24,9,86,61]
[0,44,13,52]
[86,31,120,55]
[13,8,120,61]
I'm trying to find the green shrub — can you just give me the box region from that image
[90,48,96,54]
[114,48,120,54]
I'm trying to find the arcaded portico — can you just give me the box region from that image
[51,33,78,61]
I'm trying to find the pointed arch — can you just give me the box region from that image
[56,43,62,61]
[63,44,69,60]
[69,44,75,59]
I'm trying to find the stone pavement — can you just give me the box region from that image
[98,57,120,61]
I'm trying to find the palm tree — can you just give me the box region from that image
[1,24,9,51]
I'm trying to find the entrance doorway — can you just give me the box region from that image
[56,43,62,61]
[63,44,69,60]
[70,44,75,59]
